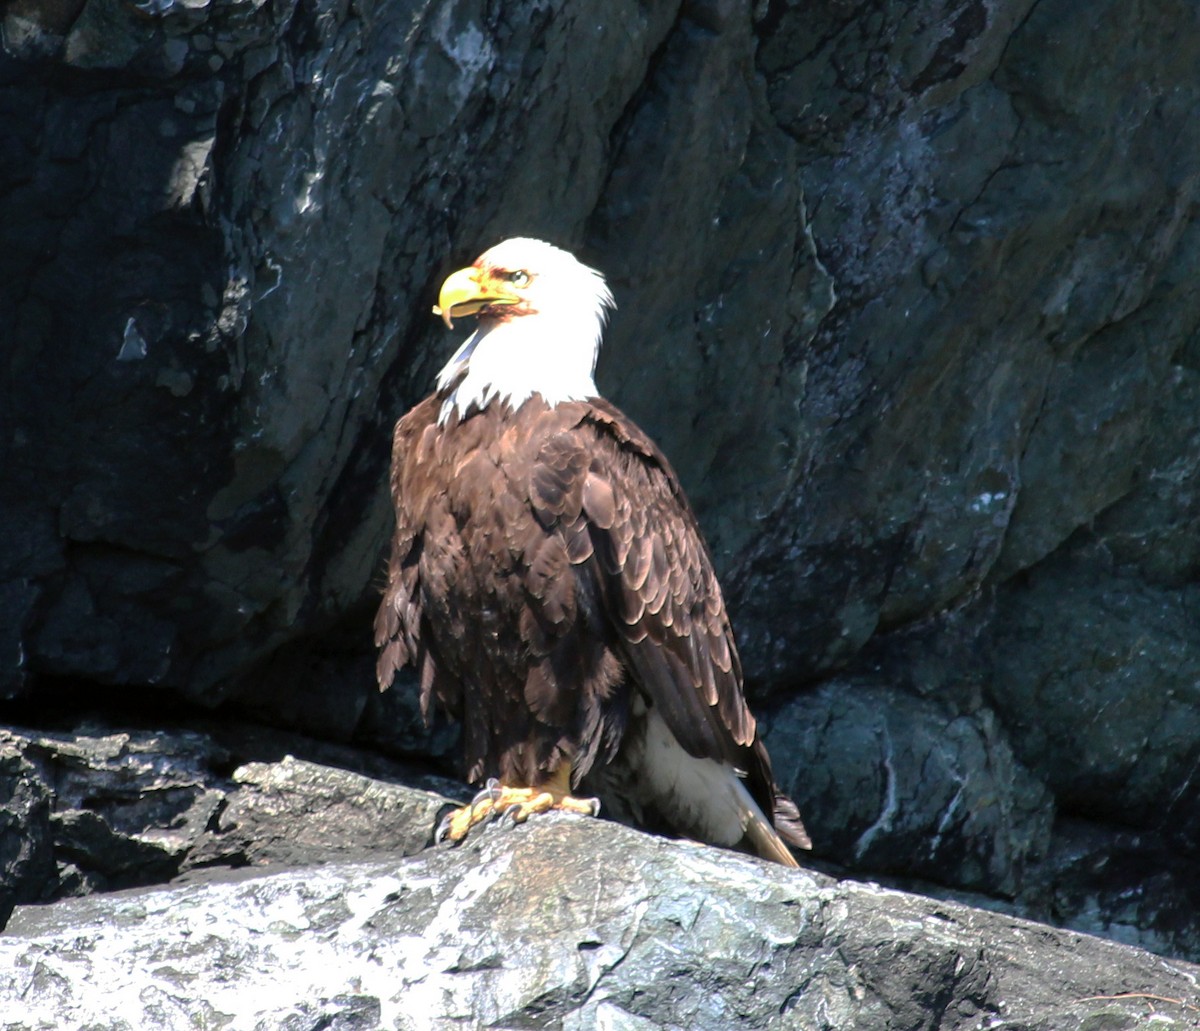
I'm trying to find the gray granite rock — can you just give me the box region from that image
[4,812,1200,1031]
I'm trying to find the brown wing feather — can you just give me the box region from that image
[574,400,756,750]
[374,400,426,690]
[569,401,809,851]
[373,396,464,723]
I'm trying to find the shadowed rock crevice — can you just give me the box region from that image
[0,721,464,928]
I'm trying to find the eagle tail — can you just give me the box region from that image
[773,791,813,852]
[732,778,801,869]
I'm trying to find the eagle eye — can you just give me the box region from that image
[506,270,530,288]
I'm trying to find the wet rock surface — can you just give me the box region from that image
[3,0,1200,994]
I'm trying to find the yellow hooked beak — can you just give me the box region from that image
[431,266,521,329]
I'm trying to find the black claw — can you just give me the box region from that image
[469,778,502,809]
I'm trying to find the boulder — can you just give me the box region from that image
[3,809,1199,1030]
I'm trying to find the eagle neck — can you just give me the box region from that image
[436,311,602,425]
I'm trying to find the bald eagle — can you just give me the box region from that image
[374,238,810,866]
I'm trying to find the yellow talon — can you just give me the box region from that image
[436,769,601,843]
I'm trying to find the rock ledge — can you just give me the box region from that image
[3,803,1198,1031]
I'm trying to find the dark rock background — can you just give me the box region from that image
[3,0,1200,991]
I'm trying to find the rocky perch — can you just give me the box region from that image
[6,812,1200,1031]
[3,727,1199,1030]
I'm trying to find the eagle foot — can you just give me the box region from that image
[435,776,600,843]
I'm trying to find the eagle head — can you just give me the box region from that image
[433,238,616,421]
[433,237,613,330]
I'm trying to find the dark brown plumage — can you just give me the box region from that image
[374,238,809,864]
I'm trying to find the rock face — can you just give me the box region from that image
[5,803,1200,1031]
[3,0,1200,977]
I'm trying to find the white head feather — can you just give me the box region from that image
[435,238,615,423]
